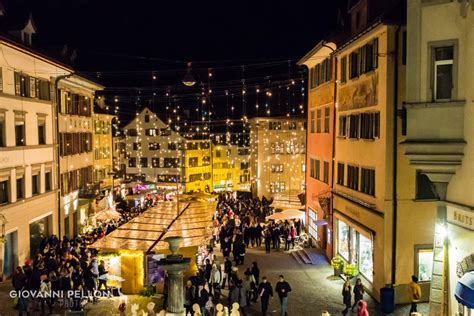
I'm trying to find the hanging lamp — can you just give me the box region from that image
[182,62,196,87]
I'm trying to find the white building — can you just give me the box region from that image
[0,27,70,278]
[119,107,184,190]
[57,75,104,239]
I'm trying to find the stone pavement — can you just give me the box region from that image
[215,245,429,316]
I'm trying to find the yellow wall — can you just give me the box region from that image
[93,113,115,189]
[184,140,212,193]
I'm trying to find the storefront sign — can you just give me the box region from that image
[447,207,474,231]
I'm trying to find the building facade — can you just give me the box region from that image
[57,75,103,239]
[405,1,474,314]
[120,107,184,191]
[0,34,70,278]
[92,110,115,192]
[249,117,306,205]
[299,40,337,258]
[184,139,212,193]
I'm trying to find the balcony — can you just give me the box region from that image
[402,100,466,195]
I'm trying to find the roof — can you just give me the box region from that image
[249,116,306,122]
[89,199,216,253]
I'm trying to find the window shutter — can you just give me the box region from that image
[373,38,379,69]
[374,112,380,138]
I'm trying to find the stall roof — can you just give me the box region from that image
[89,200,215,252]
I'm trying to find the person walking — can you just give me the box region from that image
[98,259,108,290]
[352,278,364,311]
[184,280,195,315]
[238,279,249,316]
[342,280,352,315]
[357,300,369,316]
[222,257,232,289]
[210,263,222,298]
[258,276,273,316]
[197,282,209,316]
[264,229,272,253]
[408,275,422,314]
[256,222,263,247]
[275,274,292,316]
[251,261,260,302]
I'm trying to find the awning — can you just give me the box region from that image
[313,219,328,226]
[455,271,474,309]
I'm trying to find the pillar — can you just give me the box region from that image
[167,269,185,315]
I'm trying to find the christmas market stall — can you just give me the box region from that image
[89,197,216,294]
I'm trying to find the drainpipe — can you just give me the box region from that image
[391,25,402,286]
[323,43,337,255]
[54,73,74,237]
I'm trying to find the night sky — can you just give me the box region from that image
[2,0,344,131]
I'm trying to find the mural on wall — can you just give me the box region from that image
[338,73,378,112]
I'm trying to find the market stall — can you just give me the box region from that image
[89,199,215,294]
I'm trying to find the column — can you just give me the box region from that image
[167,269,185,315]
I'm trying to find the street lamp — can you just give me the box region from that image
[182,62,196,87]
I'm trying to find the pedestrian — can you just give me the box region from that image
[39,274,53,314]
[342,280,352,315]
[184,280,195,315]
[197,282,209,316]
[238,279,248,316]
[284,227,291,251]
[204,258,212,290]
[210,263,222,297]
[290,226,297,249]
[264,229,272,253]
[222,257,232,289]
[275,274,292,316]
[357,299,369,316]
[256,223,263,247]
[243,269,255,306]
[408,275,421,313]
[352,277,364,311]
[98,259,108,290]
[258,276,273,316]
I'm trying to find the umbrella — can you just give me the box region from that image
[265,209,305,221]
[96,209,122,221]
[455,271,474,309]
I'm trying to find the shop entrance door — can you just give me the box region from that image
[3,231,18,279]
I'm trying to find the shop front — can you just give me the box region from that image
[446,204,474,315]
[332,194,385,298]
[29,214,52,258]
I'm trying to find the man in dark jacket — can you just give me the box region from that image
[275,275,292,316]
[222,257,232,289]
[258,276,273,316]
[184,280,195,315]
[196,282,209,316]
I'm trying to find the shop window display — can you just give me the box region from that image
[338,220,350,260]
[417,248,433,282]
[359,234,373,282]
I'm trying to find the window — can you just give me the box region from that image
[144,114,150,123]
[58,133,92,156]
[310,110,315,133]
[16,177,24,199]
[15,115,25,146]
[139,158,148,168]
[168,142,177,150]
[271,164,284,173]
[349,51,359,79]
[189,157,198,167]
[128,158,137,168]
[316,109,321,133]
[128,129,138,136]
[308,208,318,240]
[0,111,5,147]
[347,165,359,191]
[31,174,39,195]
[341,56,347,83]
[38,116,46,145]
[323,161,329,184]
[339,116,347,137]
[361,168,375,196]
[324,107,330,133]
[133,143,140,150]
[337,163,345,185]
[45,172,51,191]
[288,122,297,130]
[189,174,202,182]
[202,156,211,166]
[310,159,320,180]
[434,46,454,101]
[416,172,438,199]
[148,142,160,150]
[151,158,160,168]
[309,67,314,88]
[348,38,378,80]
[160,128,171,136]
[349,114,360,139]
[0,179,8,204]
[416,247,433,282]
[164,158,179,168]
[358,234,374,282]
[270,181,285,193]
[145,128,156,136]
[338,220,350,260]
[269,121,281,130]
[241,162,249,170]
[203,172,211,180]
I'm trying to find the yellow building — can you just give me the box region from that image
[249,117,306,205]
[93,109,115,192]
[233,146,251,192]
[331,0,436,302]
[183,140,212,193]
[405,1,474,314]
[211,143,234,192]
